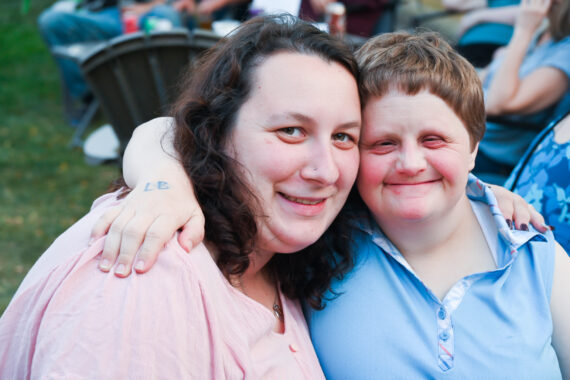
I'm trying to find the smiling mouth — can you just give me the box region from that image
[280,193,325,205]
[386,179,440,186]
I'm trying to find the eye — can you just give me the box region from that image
[368,140,397,154]
[281,127,302,136]
[422,135,445,148]
[332,133,357,149]
[276,127,305,142]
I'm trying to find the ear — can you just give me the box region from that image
[469,142,479,171]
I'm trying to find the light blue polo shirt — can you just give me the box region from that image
[306,176,561,379]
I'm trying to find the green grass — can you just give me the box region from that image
[0,0,118,314]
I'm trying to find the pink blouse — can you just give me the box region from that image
[0,192,325,379]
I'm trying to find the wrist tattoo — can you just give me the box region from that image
[143,181,170,192]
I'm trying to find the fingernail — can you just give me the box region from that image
[135,260,145,271]
[521,223,529,231]
[506,219,513,229]
[548,225,555,231]
[115,264,127,276]
[99,258,111,271]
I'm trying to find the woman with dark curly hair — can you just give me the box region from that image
[0,15,361,378]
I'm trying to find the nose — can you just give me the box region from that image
[396,143,426,174]
[300,141,340,185]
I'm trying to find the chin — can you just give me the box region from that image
[272,231,324,254]
[390,207,431,222]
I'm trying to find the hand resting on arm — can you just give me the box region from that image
[90,118,204,277]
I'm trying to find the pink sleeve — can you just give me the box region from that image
[0,196,214,379]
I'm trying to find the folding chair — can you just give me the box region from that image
[79,28,220,156]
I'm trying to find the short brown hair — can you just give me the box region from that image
[356,31,485,150]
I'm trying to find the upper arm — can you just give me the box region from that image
[551,242,570,379]
[122,117,180,189]
[499,67,569,114]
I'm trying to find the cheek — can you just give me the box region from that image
[427,150,470,184]
[357,153,389,196]
[338,149,360,189]
[236,150,294,196]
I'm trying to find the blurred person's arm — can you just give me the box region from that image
[442,0,486,12]
[485,0,567,115]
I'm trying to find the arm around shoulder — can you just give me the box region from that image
[92,117,205,276]
[551,242,570,379]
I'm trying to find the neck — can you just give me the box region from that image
[375,195,475,260]
[241,249,275,282]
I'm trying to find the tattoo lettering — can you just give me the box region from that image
[143,181,170,192]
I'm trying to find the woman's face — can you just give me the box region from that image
[357,90,477,228]
[227,52,361,255]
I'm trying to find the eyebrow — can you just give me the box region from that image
[265,112,313,125]
[266,112,361,130]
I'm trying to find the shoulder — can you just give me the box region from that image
[0,189,228,377]
[133,116,174,134]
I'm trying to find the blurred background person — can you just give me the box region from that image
[473,0,570,183]
[175,0,388,37]
[442,0,520,66]
[38,0,182,126]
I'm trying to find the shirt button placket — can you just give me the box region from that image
[436,306,454,371]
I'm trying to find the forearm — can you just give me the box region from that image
[123,118,190,190]
[485,27,534,115]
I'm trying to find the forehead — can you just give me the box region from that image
[250,52,351,93]
[240,52,361,120]
[361,90,467,136]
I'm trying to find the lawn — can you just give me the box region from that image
[0,0,119,314]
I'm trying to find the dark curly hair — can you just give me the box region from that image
[171,14,358,309]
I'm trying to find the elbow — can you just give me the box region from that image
[485,103,502,116]
[484,94,517,116]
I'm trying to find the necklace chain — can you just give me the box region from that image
[238,276,283,321]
